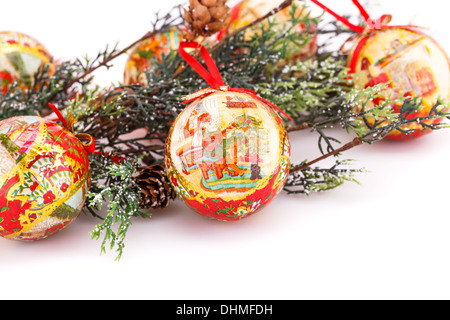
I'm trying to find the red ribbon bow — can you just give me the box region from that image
[48,103,96,154]
[178,41,293,121]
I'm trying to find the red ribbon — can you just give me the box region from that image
[310,0,422,34]
[48,103,96,154]
[178,41,293,121]
[49,105,128,165]
[310,0,365,33]
[48,103,69,128]
[178,42,225,88]
[93,151,125,165]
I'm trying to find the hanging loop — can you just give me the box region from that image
[48,103,96,153]
[178,41,293,121]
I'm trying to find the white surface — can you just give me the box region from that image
[1,0,450,300]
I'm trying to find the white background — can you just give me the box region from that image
[0,0,450,300]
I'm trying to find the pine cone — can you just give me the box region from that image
[184,0,230,40]
[135,164,177,209]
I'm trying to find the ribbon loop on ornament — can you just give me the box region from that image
[178,42,225,88]
[48,103,96,153]
[178,41,293,121]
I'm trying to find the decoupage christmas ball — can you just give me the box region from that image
[0,116,90,241]
[227,0,317,60]
[348,26,450,140]
[123,27,183,86]
[0,31,54,95]
[165,89,291,221]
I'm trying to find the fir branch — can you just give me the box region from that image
[288,97,450,175]
[211,0,296,52]
[0,61,80,119]
[284,159,364,194]
[87,153,148,260]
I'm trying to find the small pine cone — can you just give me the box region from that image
[184,0,230,40]
[135,164,177,209]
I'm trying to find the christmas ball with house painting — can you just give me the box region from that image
[0,31,54,95]
[0,116,90,241]
[165,89,290,221]
[347,18,450,140]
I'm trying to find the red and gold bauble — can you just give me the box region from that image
[0,31,54,95]
[165,42,291,221]
[165,88,290,221]
[0,116,90,241]
[347,24,450,140]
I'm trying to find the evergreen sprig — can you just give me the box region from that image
[87,153,147,260]
[284,159,365,194]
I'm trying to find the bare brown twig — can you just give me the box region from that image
[67,31,158,89]
[287,122,312,132]
[289,137,363,173]
[117,145,165,155]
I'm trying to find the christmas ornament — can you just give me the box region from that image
[0,106,94,241]
[136,164,177,209]
[123,27,183,86]
[0,31,54,95]
[348,26,450,140]
[226,0,317,60]
[311,0,450,140]
[165,42,291,221]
